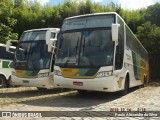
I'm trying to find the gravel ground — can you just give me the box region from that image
[0,82,160,120]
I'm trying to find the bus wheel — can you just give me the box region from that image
[0,75,6,88]
[120,76,129,96]
[6,76,12,88]
[143,76,148,87]
[77,90,87,94]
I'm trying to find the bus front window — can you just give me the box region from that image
[56,32,81,66]
[55,29,114,67]
[80,29,114,67]
[15,31,51,70]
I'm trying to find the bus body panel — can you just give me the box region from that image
[0,44,15,87]
[123,47,148,87]
[0,68,13,80]
[54,66,127,92]
[11,69,54,88]
[11,75,54,88]
[0,59,13,79]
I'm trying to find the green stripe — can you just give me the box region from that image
[2,61,10,68]
[25,71,39,76]
[75,68,99,76]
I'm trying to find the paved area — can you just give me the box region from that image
[0,82,160,120]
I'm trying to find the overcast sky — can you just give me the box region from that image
[36,0,160,10]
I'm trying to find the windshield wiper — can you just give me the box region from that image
[83,37,85,54]
[82,37,94,67]
[63,57,69,67]
[75,37,79,56]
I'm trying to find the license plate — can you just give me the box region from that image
[73,82,83,86]
[23,80,29,83]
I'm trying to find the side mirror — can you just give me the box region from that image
[46,29,58,52]
[46,29,52,46]
[112,24,120,44]
[6,40,18,54]
[47,39,57,52]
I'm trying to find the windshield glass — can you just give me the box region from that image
[20,31,46,41]
[15,41,51,70]
[55,29,114,67]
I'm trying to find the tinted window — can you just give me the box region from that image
[126,25,148,61]
[115,16,124,70]
[0,46,14,60]
[20,31,46,41]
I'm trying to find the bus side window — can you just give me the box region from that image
[115,17,124,70]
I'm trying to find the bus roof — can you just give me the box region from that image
[24,28,60,33]
[64,12,118,20]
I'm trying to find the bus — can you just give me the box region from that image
[0,43,15,88]
[54,12,149,95]
[6,28,59,91]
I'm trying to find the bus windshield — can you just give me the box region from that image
[20,31,46,41]
[14,31,51,70]
[55,29,114,67]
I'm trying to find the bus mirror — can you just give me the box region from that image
[46,30,51,46]
[47,39,57,52]
[6,40,18,54]
[112,24,120,43]
[46,30,57,52]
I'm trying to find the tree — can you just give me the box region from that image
[0,0,18,43]
[137,22,160,78]
[144,3,160,26]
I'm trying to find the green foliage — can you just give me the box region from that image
[137,22,160,77]
[144,3,160,26]
[137,22,160,53]
[0,0,18,43]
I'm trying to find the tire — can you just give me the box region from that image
[143,76,148,87]
[6,76,12,88]
[119,76,129,96]
[0,75,6,88]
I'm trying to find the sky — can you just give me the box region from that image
[37,0,160,10]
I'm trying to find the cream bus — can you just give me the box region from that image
[54,12,149,95]
[6,28,59,91]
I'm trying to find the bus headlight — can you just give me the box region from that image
[54,70,62,76]
[37,72,49,78]
[96,71,112,78]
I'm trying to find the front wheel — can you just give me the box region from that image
[6,76,12,88]
[0,75,6,88]
[119,77,129,96]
